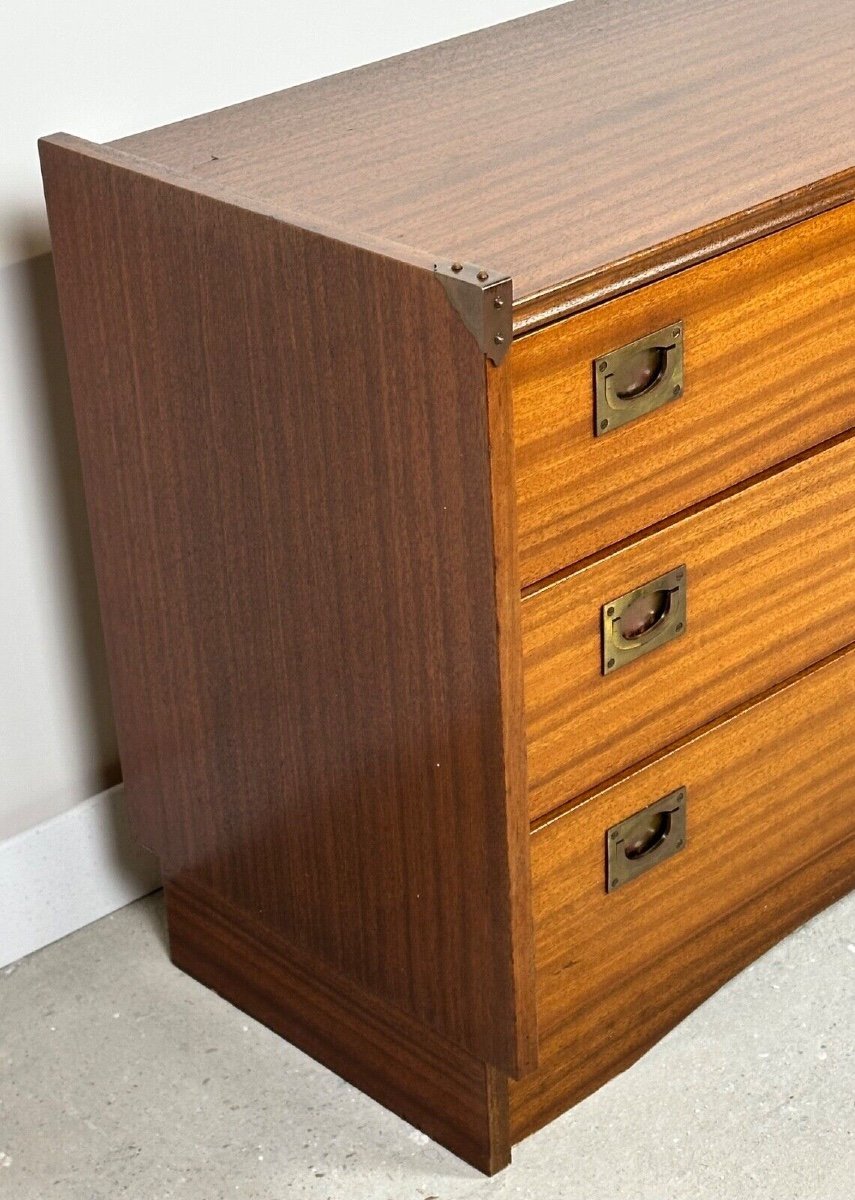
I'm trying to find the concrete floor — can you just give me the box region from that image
[1,893,853,1200]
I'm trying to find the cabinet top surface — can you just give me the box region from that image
[112,0,854,307]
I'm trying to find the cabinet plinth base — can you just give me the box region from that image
[163,876,512,1175]
[162,833,854,1170]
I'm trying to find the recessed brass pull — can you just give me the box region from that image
[607,788,687,892]
[594,321,684,435]
[602,565,687,674]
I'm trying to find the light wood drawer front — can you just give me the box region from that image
[510,647,855,1140]
[513,202,855,588]
[523,433,855,820]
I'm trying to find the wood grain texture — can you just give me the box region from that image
[108,0,855,323]
[165,873,512,1174]
[523,433,855,819]
[486,357,539,1034]
[514,203,855,586]
[512,169,855,332]
[39,134,536,1076]
[511,647,855,1140]
[514,837,855,1142]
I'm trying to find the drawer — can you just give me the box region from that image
[523,432,855,820]
[510,646,855,1139]
[513,202,855,588]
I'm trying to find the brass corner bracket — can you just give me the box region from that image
[435,261,513,365]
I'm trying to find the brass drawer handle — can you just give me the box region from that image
[607,788,687,891]
[602,565,687,674]
[594,321,684,435]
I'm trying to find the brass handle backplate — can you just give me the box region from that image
[602,564,687,675]
[607,787,687,892]
[594,321,684,435]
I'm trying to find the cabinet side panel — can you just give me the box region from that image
[39,135,535,1074]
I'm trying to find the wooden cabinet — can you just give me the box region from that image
[39,0,855,1175]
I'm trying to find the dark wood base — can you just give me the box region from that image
[164,875,511,1174]
[161,840,853,1172]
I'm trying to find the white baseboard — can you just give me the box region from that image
[0,784,161,969]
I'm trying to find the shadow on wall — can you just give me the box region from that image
[16,245,121,797]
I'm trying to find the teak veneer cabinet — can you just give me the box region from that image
[40,0,855,1174]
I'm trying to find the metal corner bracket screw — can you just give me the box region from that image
[434,261,513,366]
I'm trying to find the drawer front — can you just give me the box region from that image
[510,647,855,1139]
[523,433,855,819]
[513,202,855,588]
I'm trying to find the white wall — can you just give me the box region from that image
[0,1,559,951]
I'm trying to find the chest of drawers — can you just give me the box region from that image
[40,0,855,1174]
